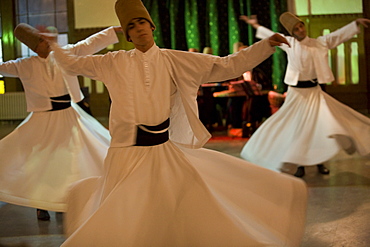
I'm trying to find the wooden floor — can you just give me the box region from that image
[0,120,369,247]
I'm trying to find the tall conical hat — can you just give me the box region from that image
[279,12,304,36]
[115,0,156,41]
[14,23,40,52]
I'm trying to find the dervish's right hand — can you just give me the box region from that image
[269,33,290,47]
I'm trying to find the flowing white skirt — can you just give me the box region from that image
[241,85,370,172]
[0,103,110,212]
[61,140,307,247]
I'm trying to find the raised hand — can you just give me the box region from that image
[240,15,260,28]
[356,18,370,28]
[39,32,58,45]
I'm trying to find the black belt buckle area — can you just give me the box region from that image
[49,94,71,111]
[292,79,318,88]
[134,119,170,146]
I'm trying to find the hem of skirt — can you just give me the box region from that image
[285,176,308,247]
[281,149,340,167]
[0,192,66,212]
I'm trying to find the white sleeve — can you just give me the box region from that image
[256,26,276,40]
[318,21,360,49]
[51,42,107,81]
[0,59,21,77]
[65,27,119,56]
[256,26,291,52]
[166,38,275,86]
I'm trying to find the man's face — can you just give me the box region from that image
[35,38,51,58]
[292,22,307,41]
[127,18,154,48]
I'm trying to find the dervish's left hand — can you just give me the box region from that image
[40,33,57,43]
[37,25,58,43]
[113,26,123,33]
[268,33,290,47]
[356,18,370,28]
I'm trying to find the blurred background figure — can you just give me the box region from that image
[197,47,228,132]
[240,13,370,177]
[0,23,120,221]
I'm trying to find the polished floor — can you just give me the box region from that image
[0,120,369,247]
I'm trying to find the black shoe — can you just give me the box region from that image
[37,209,50,221]
[317,164,330,175]
[294,166,305,177]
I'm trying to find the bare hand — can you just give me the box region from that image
[356,18,370,28]
[269,33,290,47]
[113,26,123,33]
[240,15,258,25]
[40,33,57,43]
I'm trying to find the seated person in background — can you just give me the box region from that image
[214,43,271,137]
[215,74,250,137]
[214,68,271,137]
[268,90,287,114]
[199,47,227,131]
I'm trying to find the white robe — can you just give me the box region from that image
[255,21,360,85]
[240,22,370,171]
[52,39,308,247]
[241,85,370,171]
[0,27,119,112]
[0,27,119,212]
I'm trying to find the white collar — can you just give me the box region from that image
[133,43,159,58]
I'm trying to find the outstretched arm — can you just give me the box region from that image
[0,60,21,78]
[67,26,121,56]
[320,19,368,49]
[240,15,290,47]
[41,33,111,82]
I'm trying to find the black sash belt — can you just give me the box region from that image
[134,118,170,146]
[291,79,318,88]
[49,94,71,111]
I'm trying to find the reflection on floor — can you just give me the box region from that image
[0,120,369,247]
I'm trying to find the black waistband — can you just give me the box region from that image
[291,79,318,88]
[134,119,170,146]
[50,94,71,101]
[49,94,71,111]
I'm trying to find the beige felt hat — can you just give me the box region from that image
[14,23,40,52]
[115,0,156,41]
[279,12,304,36]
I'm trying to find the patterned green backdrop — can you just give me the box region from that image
[143,0,288,92]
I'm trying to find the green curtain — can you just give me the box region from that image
[184,0,200,50]
[269,0,288,92]
[228,1,239,53]
[168,0,180,49]
[143,0,288,92]
[208,0,219,55]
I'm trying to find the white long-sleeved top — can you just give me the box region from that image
[51,39,275,148]
[0,27,119,112]
[256,21,360,85]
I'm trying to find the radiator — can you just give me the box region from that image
[0,92,28,120]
